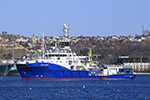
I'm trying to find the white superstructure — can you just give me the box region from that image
[17,22,97,71]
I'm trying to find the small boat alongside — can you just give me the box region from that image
[0,64,12,76]
[100,67,136,80]
[0,60,14,76]
[7,64,20,76]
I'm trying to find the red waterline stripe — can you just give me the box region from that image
[101,77,108,80]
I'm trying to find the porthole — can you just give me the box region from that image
[23,72,26,75]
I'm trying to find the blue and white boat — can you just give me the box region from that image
[100,66,135,80]
[16,22,135,80]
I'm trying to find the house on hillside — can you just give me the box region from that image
[140,36,146,40]
[146,35,150,39]
[128,35,134,42]
[119,36,127,40]
[112,35,119,40]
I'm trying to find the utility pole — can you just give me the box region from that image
[142,25,145,35]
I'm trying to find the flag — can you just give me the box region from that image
[32,38,35,41]
[89,61,92,65]
[88,49,92,55]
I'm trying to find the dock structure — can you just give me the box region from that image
[124,63,150,73]
[108,63,150,73]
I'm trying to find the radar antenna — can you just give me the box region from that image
[63,22,70,39]
[60,22,71,47]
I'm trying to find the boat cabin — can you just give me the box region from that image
[103,67,133,76]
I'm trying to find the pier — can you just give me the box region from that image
[108,63,150,73]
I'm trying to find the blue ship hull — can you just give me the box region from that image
[100,74,135,80]
[16,62,136,80]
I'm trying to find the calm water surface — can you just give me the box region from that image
[0,75,150,100]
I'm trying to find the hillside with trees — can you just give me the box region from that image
[1,31,150,64]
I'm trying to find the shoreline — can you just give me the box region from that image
[134,73,150,75]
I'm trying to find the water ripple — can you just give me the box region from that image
[0,75,150,100]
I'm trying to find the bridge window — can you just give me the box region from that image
[119,69,124,72]
[70,66,74,70]
[69,61,72,65]
[126,69,131,72]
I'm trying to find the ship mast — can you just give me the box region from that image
[42,32,45,59]
[63,22,70,41]
[12,41,15,61]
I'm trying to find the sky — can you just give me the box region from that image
[0,0,150,37]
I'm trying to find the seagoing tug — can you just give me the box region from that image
[16,22,136,80]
